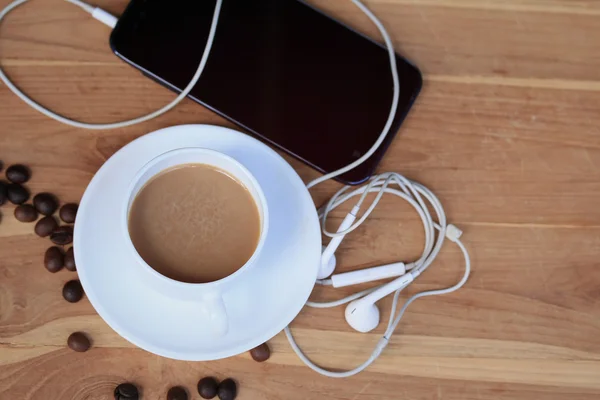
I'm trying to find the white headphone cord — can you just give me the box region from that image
[305,0,400,189]
[284,173,471,377]
[285,239,470,378]
[0,0,223,130]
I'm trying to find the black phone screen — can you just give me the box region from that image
[110,0,422,184]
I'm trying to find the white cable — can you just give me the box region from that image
[286,171,471,377]
[0,0,223,130]
[285,236,469,378]
[306,0,400,189]
[385,237,470,338]
[306,287,377,309]
[65,0,94,13]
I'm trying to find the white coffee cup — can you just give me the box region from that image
[122,147,269,337]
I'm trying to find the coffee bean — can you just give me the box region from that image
[59,203,78,223]
[64,247,76,271]
[67,332,90,352]
[6,164,30,184]
[33,192,58,216]
[198,377,219,399]
[50,225,73,245]
[217,379,237,400]
[14,204,38,222]
[62,280,84,303]
[0,181,7,206]
[0,160,3,172]
[7,183,29,204]
[249,342,271,362]
[35,216,58,237]
[167,386,188,400]
[114,383,139,400]
[44,246,64,273]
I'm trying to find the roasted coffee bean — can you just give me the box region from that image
[33,192,58,216]
[64,247,76,271]
[50,225,73,245]
[14,204,38,222]
[217,379,237,400]
[62,280,84,303]
[167,386,188,400]
[35,216,58,237]
[59,203,78,223]
[7,183,29,204]
[44,246,64,273]
[198,377,219,399]
[6,164,30,184]
[0,181,7,206]
[67,332,90,352]
[249,342,271,362]
[114,383,139,400]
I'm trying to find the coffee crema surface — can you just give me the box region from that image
[128,163,261,283]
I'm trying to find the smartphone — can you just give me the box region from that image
[110,0,422,184]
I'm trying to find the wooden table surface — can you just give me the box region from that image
[1,0,600,399]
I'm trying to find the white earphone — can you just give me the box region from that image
[0,0,471,379]
[286,173,471,378]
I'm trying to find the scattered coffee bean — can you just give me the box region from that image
[14,204,38,222]
[7,183,29,204]
[167,386,188,400]
[35,216,58,237]
[50,225,73,245]
[6,164,30,184]
[62,280,84,303]
[44,246,64,273]
[249,342,271,362]
[67,332,90,352]
[0,181,7,206]
[59,203,78,223]
[114,383,139,400]
[217,379,237,400]
[64,247,76,271]
[33,192,58,216]
[198,377,219,399]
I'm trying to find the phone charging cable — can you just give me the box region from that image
[0,0,223,130]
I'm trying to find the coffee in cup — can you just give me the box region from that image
[128,163,261,284]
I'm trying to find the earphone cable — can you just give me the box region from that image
[0,0,223,130]
[305,0,400,189]
[65,0,94,13]
[284,234,470,378]
[285,171,470,377]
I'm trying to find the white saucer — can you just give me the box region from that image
[74,125,321,361]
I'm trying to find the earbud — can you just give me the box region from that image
[345,299,380,333]
[318,246,336,280]
[318,211,357,279]
[344,273,415,333]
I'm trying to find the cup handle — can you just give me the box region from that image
[199,290,228,337]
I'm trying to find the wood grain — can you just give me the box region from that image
[1,0,600,399]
